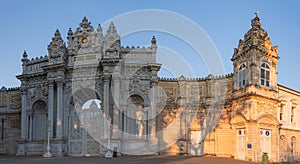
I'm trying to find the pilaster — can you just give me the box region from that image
[103,75,110,117]
[56,81,64,139]
[21,87,27,141]
[112,75,120,138]
[47,81,54,138]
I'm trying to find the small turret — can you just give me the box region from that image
[67,28,74,49]
[21,50,29,65]
[22,50,28,61]
[48,29,67,63]
[106,22,117,35]
[68,28,73,37]
[80,16,91,29]
[103,22,120,57]
[21,50,29,73]
[231,12,279,91]
[151,36,157,45]
[96,24,103,38]
[150,36,158,63]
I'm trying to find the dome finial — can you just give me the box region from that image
[251,11,261,28]
[68,28,73,37]
[151,36,157,45]
[80,16,91,29]
[21,50,29,63]
[255,11,259,18]
[22,50,28,58]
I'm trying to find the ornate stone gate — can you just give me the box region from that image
[68,101,104,156]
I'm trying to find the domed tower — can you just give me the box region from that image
[230,13,281,161]
[231,12,279,93]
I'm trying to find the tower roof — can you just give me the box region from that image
[231,13,279,61]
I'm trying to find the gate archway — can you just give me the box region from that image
[68,89,103,156]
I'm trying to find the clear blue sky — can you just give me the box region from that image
[0,0,299,91]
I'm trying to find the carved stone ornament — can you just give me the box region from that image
[162,108,177,127]
[9,93,21,109]
[48,29,66,59]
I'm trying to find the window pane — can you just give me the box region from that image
[261,79,264,85]
[266,70,270,80]
[266,80,269,87]
[261,69,265,78]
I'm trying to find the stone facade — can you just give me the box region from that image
[0,87,21,154]
[0,14,299,162]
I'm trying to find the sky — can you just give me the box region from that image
[0,0,299,91]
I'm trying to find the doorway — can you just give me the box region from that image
[190,130,203,156]
[260,129,271,158]
[237,129,246,160]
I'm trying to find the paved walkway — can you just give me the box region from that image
[0,155,256,164]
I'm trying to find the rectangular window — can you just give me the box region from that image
[291,106,295,123]
[279,105,284,121]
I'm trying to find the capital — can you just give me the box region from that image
[103,75,111,82]
[47,80,55,87]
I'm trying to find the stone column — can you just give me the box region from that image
[21,88,27,140]
[112,75,120,138]
[56,81,64,139]
[149,82,157,139]
[48,81,54,138]
[103,76,110,117]
[148,82,159,154]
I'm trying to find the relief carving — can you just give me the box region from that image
[9,92,21,109]
[162,108,177,127]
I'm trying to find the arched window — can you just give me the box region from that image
[260,63,270,87]
[238,63,246,88]
[291,136,296,157]
[31,100,47,140]
[279,135,286,161]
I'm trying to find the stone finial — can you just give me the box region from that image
[68,28,73,37]
[54,29,61,37]
[22,50,28,58]
[97,24,102,33]
[80,16,91,29]
[251,11,261,28]
[255,11,259,17]
[107,22,117,34]
[151,36,157,45]
[21,50,29,64]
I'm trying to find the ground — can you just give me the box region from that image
[0,155,256,164]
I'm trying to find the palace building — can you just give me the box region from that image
[0,14,299,162]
